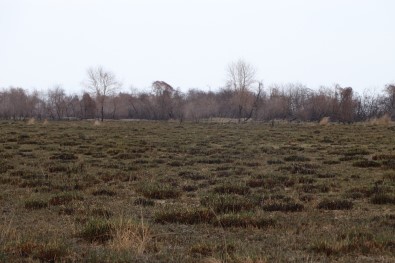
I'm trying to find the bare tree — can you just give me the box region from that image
[152,81,175,120]
[384,84,395,119]
[85,66,121,121]
[47,86,66,120]
[226,59,258,122]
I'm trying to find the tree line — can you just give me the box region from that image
[1,61,394,123]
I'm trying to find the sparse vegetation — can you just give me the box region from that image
[0,121,394,261]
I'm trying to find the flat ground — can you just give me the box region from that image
[0,121,394,262]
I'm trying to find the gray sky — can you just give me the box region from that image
[1,0,394,94]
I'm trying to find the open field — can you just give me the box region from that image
[0,120,394,262]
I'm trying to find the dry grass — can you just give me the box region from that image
[27,118,35,125]
[109,216,153,255]
[369,113,392,126]
[0,120,394,262]
[319,117,330,126]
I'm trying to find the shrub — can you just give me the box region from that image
[317,199,353,210]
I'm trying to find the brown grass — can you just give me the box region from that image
[93,120,101,126]
[109,217,153,255]
[369,114,392,126]
[27,118,35,125]
[319,117,330,126]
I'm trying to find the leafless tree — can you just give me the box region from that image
[47,86,66,120]
[384,84,395,119]
[152,81,175,120]
[85,66,121,121]
[226,59,259,122]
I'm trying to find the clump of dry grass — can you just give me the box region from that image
[369,114,392,126]
[0,215,18,252]
[109,217,152,255]
[27,118,35,125]
[319,117,330,126]
[93,120,101,126]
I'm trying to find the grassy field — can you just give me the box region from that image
[0,120,394,262]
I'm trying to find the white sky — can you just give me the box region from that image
[1,0,394,94]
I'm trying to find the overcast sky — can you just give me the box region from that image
[1,0,394,94]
